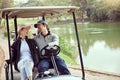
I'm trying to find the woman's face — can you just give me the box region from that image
[20,28,29,37]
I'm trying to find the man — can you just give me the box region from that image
[34,20,70,76]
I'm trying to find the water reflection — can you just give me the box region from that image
[51,22,120,74]
[80,23,120,55]
[82,41,120,74]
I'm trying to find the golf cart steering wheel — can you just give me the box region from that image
[40,45,60,58]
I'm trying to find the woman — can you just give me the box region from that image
[6,25,39,80]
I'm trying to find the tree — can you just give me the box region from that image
[14,0,71,7]
[86,0,120,22]
[80,0,87,23]
[1,0,14,8]
[0,0,2,8]
[71,0,87,23]
[0,0,14,26]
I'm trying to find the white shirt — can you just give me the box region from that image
[20,39,33,61]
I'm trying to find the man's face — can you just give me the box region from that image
[37,24,46,32]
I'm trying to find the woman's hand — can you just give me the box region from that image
[33,67,38,73]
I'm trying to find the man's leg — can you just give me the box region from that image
[38,59,50,73]
[55,56,71,75]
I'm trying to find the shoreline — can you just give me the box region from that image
[68,64,120,77]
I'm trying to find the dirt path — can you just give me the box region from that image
[0,46,5,80]
[0,27,9,80]
[0,28,9,59]
[68,65,120,80]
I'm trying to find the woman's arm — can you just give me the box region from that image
[11,41,18,62]
[31,39,40,67]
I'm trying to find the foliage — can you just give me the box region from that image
[71,0,87,21]
[0,0,14,8]
[0,0,14,25]
[14,0,71,7]
[1,0,120,23]
[59,37,77,61]
[59,52,77,64]
[0,0,2,8]
[86,0,120,22]
[4,30,7,37]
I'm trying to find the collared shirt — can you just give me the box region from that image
[20,39,33,61]
[34,32,59,52]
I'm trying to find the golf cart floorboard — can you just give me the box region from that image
[10,70,82,80]
[35,75,82,80]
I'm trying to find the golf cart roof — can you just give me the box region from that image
[0,6,79,19]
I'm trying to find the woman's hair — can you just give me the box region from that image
[46,25,50,31]
[17,24,30,39]
[17,26,24,39]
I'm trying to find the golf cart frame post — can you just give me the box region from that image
[14,16,18,39]
[1,6,85,80]
[72,12,85,80]
[6,14,14,80]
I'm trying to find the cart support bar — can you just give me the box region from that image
[6,14,14,80]
[72,12,85,80]
[14,16,18,40]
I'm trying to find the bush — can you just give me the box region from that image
[59,37,77,64]
[4,31,7,38]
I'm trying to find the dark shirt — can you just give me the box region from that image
[6,37,40,71]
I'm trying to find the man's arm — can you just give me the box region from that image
[48,33,59,46]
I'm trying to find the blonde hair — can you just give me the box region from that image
[17,26,24,39]
[17,25,31,39]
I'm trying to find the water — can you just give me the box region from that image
[50,22,120,74]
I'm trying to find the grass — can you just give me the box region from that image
[59,37,77,64]
[59,52,77,65]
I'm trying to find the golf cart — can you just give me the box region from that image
[0,6,85,80]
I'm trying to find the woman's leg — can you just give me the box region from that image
[24,60,34,80]
[18,60,27,80]
[20,68,27,80]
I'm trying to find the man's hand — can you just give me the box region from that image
[48,42,55,47]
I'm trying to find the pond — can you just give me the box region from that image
[50,22,120,74]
